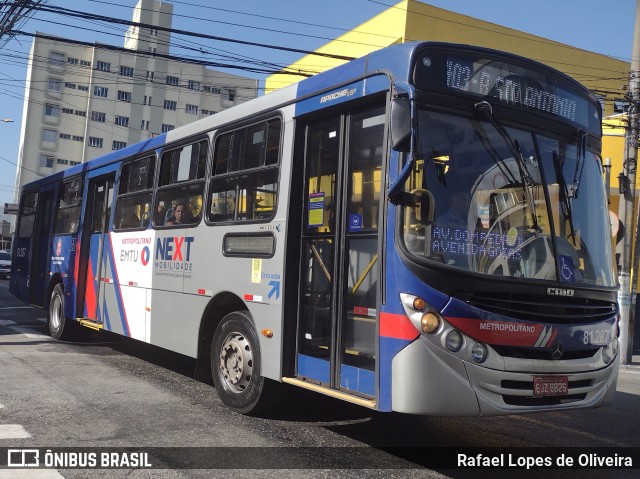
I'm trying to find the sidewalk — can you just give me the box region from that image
[619,354,640,369]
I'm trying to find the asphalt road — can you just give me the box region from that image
[0,278,638,479]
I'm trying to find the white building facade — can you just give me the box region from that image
[14,0,258,198]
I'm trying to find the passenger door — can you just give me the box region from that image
[77,173,115,322]
[295,104,385,398]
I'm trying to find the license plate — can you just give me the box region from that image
[533,376,568,396]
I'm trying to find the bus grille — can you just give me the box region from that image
[457,292,617,324]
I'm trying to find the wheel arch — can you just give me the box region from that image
[195,291,249,383]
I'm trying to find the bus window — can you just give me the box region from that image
[155,140,207,227]
[54,178,82,234]
[114,156,155,231]
[17,192,38,238]
[207,118,280,223]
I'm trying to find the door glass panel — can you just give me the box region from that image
[340,106,384,390]
[304,118,340,235]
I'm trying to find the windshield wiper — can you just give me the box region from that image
[474,101,540,234]
[570,129,588,199]
[552,150,577,244]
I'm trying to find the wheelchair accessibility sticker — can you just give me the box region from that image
[559,255,575,282]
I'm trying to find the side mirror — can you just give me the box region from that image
[390,98,411,152]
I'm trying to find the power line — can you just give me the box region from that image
[28,3,357,62]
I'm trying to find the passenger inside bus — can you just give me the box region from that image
[154,201,166,226]
[119,212,140,229]
[165,203,191,225]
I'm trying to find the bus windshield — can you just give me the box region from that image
[401,108,616,287]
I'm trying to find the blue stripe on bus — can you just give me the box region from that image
[340,364,375,397]
[106,234,130,337]
[297,354,330,384]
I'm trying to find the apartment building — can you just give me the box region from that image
[14,0,258,197]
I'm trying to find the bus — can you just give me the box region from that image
[10,41,619,416]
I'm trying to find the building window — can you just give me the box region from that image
[185,104,198,115]
[39,154,55,168]
[161,124,174,133]
[62,108,73,114]
[74,110,86,117]
[146,71,154,81]
[72,135,84,142]
[187,80,200,91]
[89,137,103,148]
[224,89,236,101]
[117,90,132,102]
[78,85,89,91]
[119,65,134,77]
[59,133,71,140]
[70,160,81,165]
[42,129,57,144]
[67,57,79,65]
[91,111,106,122]
[149,47,156,55]
[57,158,69,165]
[80,60,91,67]
[96,61,111,72]
[112,141,127,150]
[64,82,77,89]
[150,28,158,36]
[45,103,60,118]
[166,75,179,86]
[143,95,152,106]
[141,120,149,130]
[47,77,62,93]
[48,51,64,66]
[163,100,177,111]
[93,86,108,98]
[115,115,129,127]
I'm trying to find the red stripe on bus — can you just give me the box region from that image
[84,260,97,319]
[380,312,419,341]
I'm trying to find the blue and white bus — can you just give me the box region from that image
[11,42,618,416]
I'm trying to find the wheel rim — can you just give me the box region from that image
[219,332,253,393]
[50,294,62,332]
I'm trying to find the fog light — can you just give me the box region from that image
[446,330,463,352]
[471,342,488,363]
[421,312,440,334]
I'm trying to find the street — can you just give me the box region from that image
[0,278,638,479]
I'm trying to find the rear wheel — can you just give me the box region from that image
[211,311,279,415]
[48,283,75,340]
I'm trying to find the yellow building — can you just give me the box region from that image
[266,0,632,196]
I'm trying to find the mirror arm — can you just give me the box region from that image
[388,82,417,204]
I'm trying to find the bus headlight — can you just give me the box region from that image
[446,330,463,351]
[471,342,488,363]
[400,293,443,335]
[421,312,440,334]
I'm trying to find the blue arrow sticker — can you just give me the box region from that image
[268,280,280,300]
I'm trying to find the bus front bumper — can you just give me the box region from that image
[391,335,619,416]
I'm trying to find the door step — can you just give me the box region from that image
[77,318,103,331]
[281,377,376,409]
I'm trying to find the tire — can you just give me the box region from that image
[211,311,279,415]
[48,283,70,340]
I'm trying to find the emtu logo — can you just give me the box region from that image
[141,246,150,266]
[155,236,194,261]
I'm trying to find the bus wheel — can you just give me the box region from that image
[211,311,278,415]
[48,284,69,340]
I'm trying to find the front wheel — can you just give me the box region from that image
[211,311,279,415]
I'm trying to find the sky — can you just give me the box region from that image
[0,0,637,225]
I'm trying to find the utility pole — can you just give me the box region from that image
[618,0,640,364]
